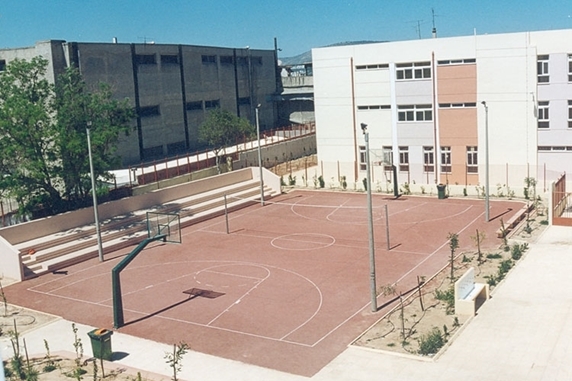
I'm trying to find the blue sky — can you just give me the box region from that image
[1,0,571,58]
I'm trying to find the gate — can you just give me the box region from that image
[552,173,572,226]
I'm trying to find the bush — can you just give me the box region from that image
[417,327,445,356]
[434,287,455,315]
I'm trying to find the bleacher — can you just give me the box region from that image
[1,168,280,280]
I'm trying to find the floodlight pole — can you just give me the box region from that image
[87,122,104,262]
[255,105,265,206]
[481,101,490,222]
[361,123,377,312]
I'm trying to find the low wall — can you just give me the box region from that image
[132,166,219,196]
[0,168,254,246]
[235,134,316,170]
[0,235,22,281]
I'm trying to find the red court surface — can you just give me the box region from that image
[4,190,525,377]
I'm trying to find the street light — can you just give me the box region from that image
[361,123,377,312]
[481,101,490,222]
[255,105,264,206]
[86,121,104,262]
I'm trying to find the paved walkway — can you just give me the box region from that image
[2,225,571,380]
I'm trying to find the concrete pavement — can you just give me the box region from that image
[2,225,571,380]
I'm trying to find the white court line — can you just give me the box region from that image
[206,264,270,326]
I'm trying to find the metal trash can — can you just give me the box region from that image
[88,328,113,361]
[437,184,447,199]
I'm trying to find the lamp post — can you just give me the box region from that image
[481,102,490,222]
[361,123,377,312]
[86,121,104,262]
[255,105,264,206]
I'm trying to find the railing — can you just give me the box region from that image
[128,123,316,186]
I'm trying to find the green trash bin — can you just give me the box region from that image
[437,184,446,199]
[88,328,113,361]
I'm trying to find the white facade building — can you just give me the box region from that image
[312,29,572,195]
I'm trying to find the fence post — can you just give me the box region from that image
[153,161,158,183]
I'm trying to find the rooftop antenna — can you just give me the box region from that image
[138,36,155,44]
[431,8,438,38]
[407,19,427,39]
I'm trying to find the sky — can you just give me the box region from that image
[1,0,572,58]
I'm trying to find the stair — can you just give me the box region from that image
[19,179,279,278]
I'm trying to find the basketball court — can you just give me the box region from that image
[4,190,525,376]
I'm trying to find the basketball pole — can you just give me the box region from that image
[361,123,378,313]
[385,204,390,251]
[224,194,229,234]
[87,122,104,262]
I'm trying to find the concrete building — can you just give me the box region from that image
[312,29,572,195]
[0,40,279,165]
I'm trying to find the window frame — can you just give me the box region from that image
[568,100,572,128]
[538,101,549,128]
[441,146,452,173]
[537,55,549,83]
[397,104,432,122]
[467,146,478,173]
[398,146,409,172]
[204,99,220,110]
[423,146,435,173]
[359,145,367,171]
[396,62,431,81]
[201,55,217,64]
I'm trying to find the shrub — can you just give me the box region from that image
[434,287,455,315]
[417,327,445,356]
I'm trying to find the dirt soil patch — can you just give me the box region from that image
[353,212,548,358]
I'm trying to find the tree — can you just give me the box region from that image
[0,57,134,215]
[0,57,62,214]
[447,232,459,282]
[53,66,133,203]
[198,108,255,173]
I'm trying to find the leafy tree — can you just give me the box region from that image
[0,57,134,215]
[53,66,133,203]
[0,57,62,214]
[198,108,254,173]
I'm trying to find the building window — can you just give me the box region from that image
[139,105,160,117]
[396,62,431,80]
[399,146,409,172]
[220,55,234,64]
[439,102,477,108]
[538,101,549,128]
[160,55,179,65]
[398,104,432,122]
[186,101,202,111]
[437,58,476,65]
[142,145,164,158]
[568,100,572,128]
[467,146,478,173]
[441,146,451,173]
[0,59,6,71]
[167,141,187,155]
[537,55,549,83]
[238,97,251,106]
[237,56,248,65]
[568,54,572,82]
[359,145,367,171]
[423,146,434,173]
[357,105,391,110]
[382,146,393,171]
[135,54,156,65]
[202,55,216,64]
[252,56,263,65]
[205,99,220,109]
[355,63,389,70]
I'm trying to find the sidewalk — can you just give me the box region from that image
[2,225,571,380]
